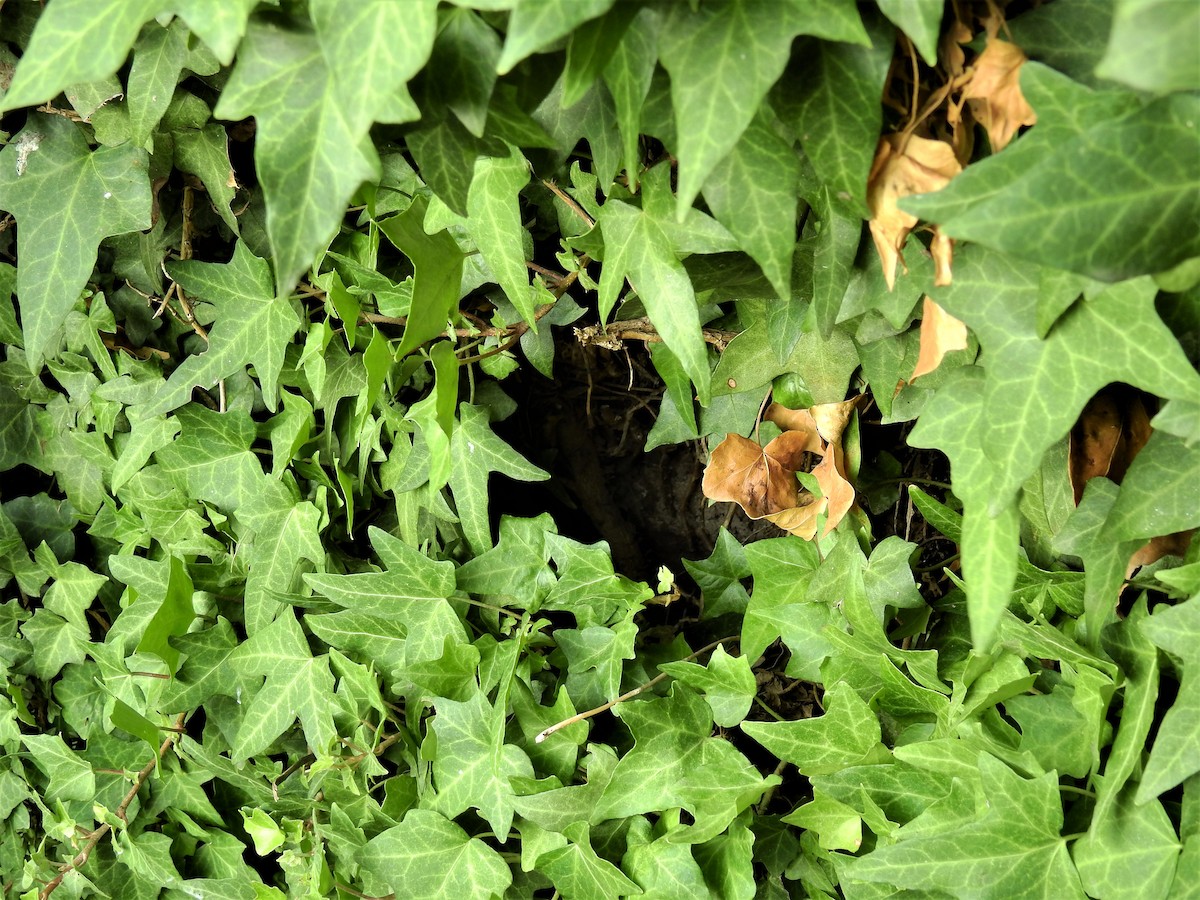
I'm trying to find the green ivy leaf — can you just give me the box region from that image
[0,0,254,112]
[741,681,883,775]
[467,144,537,325]
[377,195,466,358]
[229,608,336,762]
[159,618,251,712]
[910,94,1200,281]
[154,406,265,513]
[449,404,549,554]
[148,241,299,416]
[1074,780,1180,900]
[21,733,95,802]
[702,110,799,299]
[498,0,615,74]
[537,822,642,900]
[658,0,868,214]
[0,115,151,369]
[430,688,534,837]
[134,555,195,674]
[361,809,513,900]
[1137,597,1200,802]
[1103,431,1200,542]
[1094,0,1200,94]
[242,496,324,635]
[173,124,243,235]
[127,21,189,148]
[849,755,1085,897]
[658,645,755,728]
[214,20,379,295]
[562,2,640,108]
[777,14,892,219]
[875,0,942,64]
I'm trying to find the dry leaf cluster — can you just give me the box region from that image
[702,399,860,541]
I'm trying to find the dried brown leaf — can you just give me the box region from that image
[702,431,814,519]
[1068,389,1153,504]
[764,404,824,452]
[867,134,962,290]
[963,37,1037,152]
[813,444,856,537]
[911,297,968,380]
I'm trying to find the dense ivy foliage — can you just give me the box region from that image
[0,1,1198,898]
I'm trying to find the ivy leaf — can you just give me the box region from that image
[603,7,659,191]
[658,645,756,727]
[0,114,151,369]
[147,241,299,416]
[909,95,1200,281]
[214,20,379,295]
[229,608,336,762]
[309,0,437,128]
[1137,597,1200,802]
[159,618,251,712]
[537,822,642,900]
[154,406,265,513]
[777,15,892,219]
[498,0,616,74]
[134,555,195,674]
[467,144,537,326]
[429,688,534,837]
[242,497,324,635]
[875,0,942,64]
[128,21,189,148]
[543,533,652,628]
[449,404,549,554]
[456,514,554,610]
[1094,0,1200,94]
[741,682,883,775]
[598,192,711,405]
[0,0,254,112]
[1073,781,1180,900]
[360,810,513,900]
[21,733,95,803]
[657,0,868,214]
[702,110,799,299]
[1103,431,1200,542]
[173,124,241,234]
[848,755,1085,898]
[562,2,640,108]
[377,195,466,358]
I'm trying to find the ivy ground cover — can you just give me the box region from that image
[0,1,1198,898]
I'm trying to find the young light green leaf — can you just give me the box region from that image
[658,0,868,215]
[214,21,379,296]
[377,195,466,358]
[849,754,1085,898]
[229,608,336,762]
[467,144,537,325]
[21,733,96,802]
[498,0,616,74]
[361,810,513,900]
[0,114,151,369]
[149,241,299,416]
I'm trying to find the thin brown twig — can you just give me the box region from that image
[541,179,595,229]
[39,713,186,900]
[574,317,739,352]
[535,636,739,742]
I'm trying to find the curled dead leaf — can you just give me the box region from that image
[963,35,1037,152]
[911,297,969,381]
[1067,388,1152,504]
[701,431,814,520]
[812,443,855,538]
[867,134,962,291]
